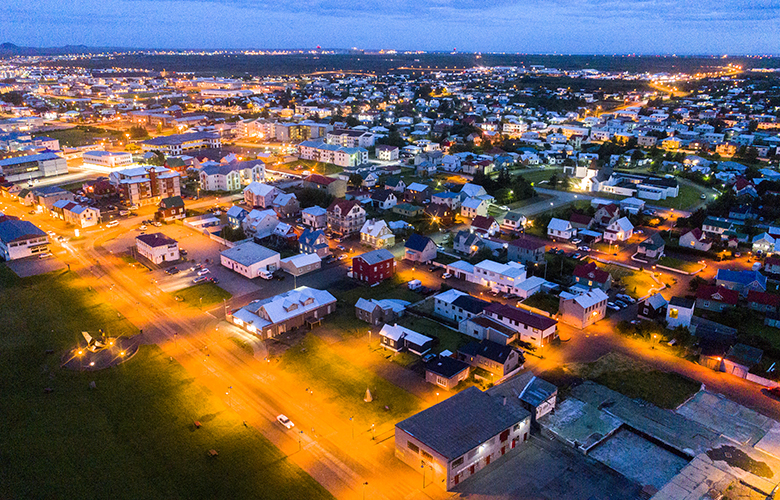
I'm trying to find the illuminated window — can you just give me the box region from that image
[408,442,419,453]
[670,308,679,319]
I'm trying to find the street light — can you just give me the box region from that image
[350,416,354,439]
[362,482,368,500]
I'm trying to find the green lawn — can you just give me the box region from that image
[396,316,471,352]
[279,334,422,426]
[516,168,563,186]
[657,256,703,273]
[649,182,707,210]
[295,159,343,175]
[601,264,658,298]
[522,292,560,315]
[331,274,422,306]
[591,369,701,409]
[172,282,232,308]
[0,265,333,500]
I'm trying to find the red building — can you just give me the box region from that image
[352,248,395,285]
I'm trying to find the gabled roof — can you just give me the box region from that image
[328,198,360,213]
[462,197,485,209]
[485,303,557,331]
[0,216,46,243]
[639,233,665,251]
[305,174,337,186]
[136,232,177,248]
[458,339,516,365]
[644,293,669,310]
[573,262,610,284]
[406,182,430,193]
[696,285,739,305]
[395,386,529,460]
[669,296,695,309]
[569,213,592,226]
[425,356,471,379]
[547,218,572,232]
[404,233,433,252]
[160,195,184,209]
[355,248,394,265]
[471,215,496,231]
[715,269,767,288]
[508,236,546,251]
[747,290,780,307]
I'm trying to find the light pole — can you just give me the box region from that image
[350,416,354,439]
[368,329,372,348]
[226,386,232,408]
[362,481,368,500]
[371,423,375,440]
[299,430,303,451]
[421,463,426,488]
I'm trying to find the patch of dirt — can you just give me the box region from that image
[706,445,774,479]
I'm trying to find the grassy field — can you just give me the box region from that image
[657,256,704,273]
[295,159,343,175]
[279,334,422,426]
[172,282,232,308]
[397,316,471,352]
[522,292,560,315]
[649,182,708,210]
[0,265,333,500]
[516,167,564,186]
[601,264,658,298]
[34,126,124,147]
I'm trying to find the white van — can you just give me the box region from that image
[407,279,422,290]
[259,270,274,280]
[106,220,119,228]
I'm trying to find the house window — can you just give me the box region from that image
[452,456,464,468]
[408,442,419,453]
[670,308,679,318]
[421,450,433,461]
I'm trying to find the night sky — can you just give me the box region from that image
[2,0,779,54]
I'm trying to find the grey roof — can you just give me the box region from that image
[0,152,62,166]
[220,241,279,266]
[644,293,669,310]
[519,377,558,407]
[136,232,177,248]
[0,217,46,243]
[669,296,695,309]
[404,233,433,252]
[425,356,471,379]
[356,248,394,265]
[396,386,530,460]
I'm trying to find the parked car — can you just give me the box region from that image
[615,293,636,303]
[192,276,209,284]
[197,268,210,276]
[106,220,119,228]
[572,253,581,260]
[190,264,201,271]
[571,238,582,245]
[428,266,438,272]
[276,414,294,429]
[337,245,347,251]
[180,249,188,256]
[421,353,436,363]
[210,277,220,284]
[152,221,162,227]
[763,387,780,400]
[338,254,348,261]
[259,270,273,280]
[607,302,620,312]
[548,247,559,254]
[139,225,147,231]
[700,194,707,200]
[165,267,180,275]
[615,300,628,309]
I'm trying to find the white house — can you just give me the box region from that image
[603,217,634,243]
[547,218,575,240]
[0,216,48,261]
[558,289,608,329]
[242,208,279,237]
[666,297,695,329]
[360,219,396,249]
[220,241,280,278]
[461,198,488,218]
[135,233,179,264]
[244,182,278,208]
[302,205,327,229]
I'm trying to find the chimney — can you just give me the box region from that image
[503,396,507,406]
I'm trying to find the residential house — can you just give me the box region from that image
[459,183,488,201]
[243,182,278,208]
[393,203,423,218]
[431,191,461,210]
[405,183,431,204]
[679,228,713,252]
[558,289,609,329]
[425,356,471,390]
[461,198,488,219]
[507,236,546,264]
[471,216,500,236]
[355,298,409,325]
[666,297,695,329]
[360,219,396,249]
[379,323,433,355]
[483,303,558,347]
[376,145,399,161]
[228,287,336,339]
[472,260,527,293]
[702,216,737,238]
[603,217,634,243]
[220,241,281,278]
[458,314,519,345]
[371,189,398,211]
[353,248,395,285]
[639,293,668,320]
[394,386,531,491]
[752,233,775,254]
[637,233,665,259]
[51,200,101,228]
[384,176,406,193]
[715,269,767,297]
[745,290,779,315]
[426,203,456,226]
[0,216,48,260]
[157,195,185,221]
[404,233,437,263]
[433,289,490,324]
[501,211,527,234]
[569,213,593,231]
[593,204,620,227]
[242,209,279,237]
[766,256,780,275]
[280,253,322,276]
[696,285,739,312]
[547,218,575,240]
[298,228,331,258]
[301,205,327,230]
[135,233,179,264]
[573,262,612,291]
[303,174,347,198]
[327,199,367,236]
[457,339,523,379]
[272,192,300,218]
[226,205,248,229]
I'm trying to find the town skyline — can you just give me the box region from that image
[2,0,779,55]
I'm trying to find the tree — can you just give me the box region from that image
[221,225,247,242]
[128,125,149,139]
[348,173,363,188]
[144,151,165,166]
[548,174,559,189]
